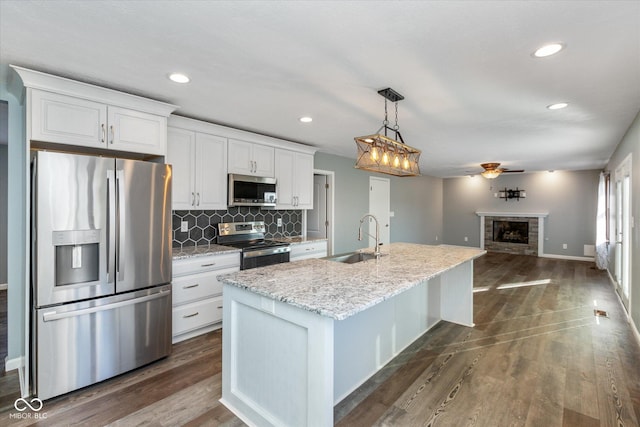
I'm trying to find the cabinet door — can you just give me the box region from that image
[252,144,275,177]
[275,149,295,209]
[195,133,227,210]
[228,139,254,175]
[167,127,196,210]
[294,152,314,209]
[108,106,166,155]
[30,90,107,148]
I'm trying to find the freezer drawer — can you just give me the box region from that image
[33,285,172,400]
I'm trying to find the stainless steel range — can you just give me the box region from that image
[217,221,290,270]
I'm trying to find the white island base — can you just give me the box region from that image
[220,257,475,427]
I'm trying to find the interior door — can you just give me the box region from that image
[614,155,632,312]
[369,176,390,247]
[116,159,172,293]
[307,174,327,240]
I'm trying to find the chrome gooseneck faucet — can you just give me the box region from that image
[358,213,382,258]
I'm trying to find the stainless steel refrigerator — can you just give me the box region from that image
[31,150,172,400]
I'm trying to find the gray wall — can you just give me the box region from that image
[443,170,600,258]
[314,152,443,254]
[606,109,640,334]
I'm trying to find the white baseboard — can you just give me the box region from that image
[604,268,640,347]
[540,253,595,262]
[5,355,23,372]
[0,283,7,291]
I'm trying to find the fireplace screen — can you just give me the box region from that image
[493,221,529,244]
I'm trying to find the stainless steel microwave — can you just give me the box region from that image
[228,174,277,207]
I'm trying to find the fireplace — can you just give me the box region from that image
[476,212,548,256]
[493,221,529,244]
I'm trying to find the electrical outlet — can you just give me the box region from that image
[464,236,468,242]
[181,221,188,232]
[277,218,283,227]
[562,243,568,249]
[435,235,439,241]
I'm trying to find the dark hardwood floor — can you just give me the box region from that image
[1,253,639,426]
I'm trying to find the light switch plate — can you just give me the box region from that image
[277,218,283,227]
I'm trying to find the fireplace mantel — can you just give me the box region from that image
[475,211,549,218]
[475,211,548,256]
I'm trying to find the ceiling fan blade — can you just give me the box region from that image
[502,169,525,173]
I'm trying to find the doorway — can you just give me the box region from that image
[368,176,390,247]
[306,170,334,256]
[614,154,632,313]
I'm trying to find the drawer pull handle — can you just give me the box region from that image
[183,284,199,289]
[201,263,216,267]
[183,312,199,318]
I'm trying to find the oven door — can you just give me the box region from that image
[242,249,290,270]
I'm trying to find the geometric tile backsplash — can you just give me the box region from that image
[172,207,303,249]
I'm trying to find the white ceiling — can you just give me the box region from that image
[1,1,639,177]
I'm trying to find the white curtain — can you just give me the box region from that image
[595,172,608,269]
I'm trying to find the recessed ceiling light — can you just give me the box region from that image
[533,43,564,58]
[547,102,568,110]
[168,73,190,83]
[299,116,313,123]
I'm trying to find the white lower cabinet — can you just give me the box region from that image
[172,252,240,343]
[290,240,328,261]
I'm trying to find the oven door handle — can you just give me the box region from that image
[243,247,291,259]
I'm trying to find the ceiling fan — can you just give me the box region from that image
[478,162,524,179]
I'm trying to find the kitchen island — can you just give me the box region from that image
[218,242,485,426]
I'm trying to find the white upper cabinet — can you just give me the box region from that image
[195,133,227,210]
[13,66,177,156]
[30,90,107,147]
[167,125,227,211]
[31,90,166,156]
[166,128,196,210]
[275,149,314,209]
[228,139,274,177]
[107,106,166,155]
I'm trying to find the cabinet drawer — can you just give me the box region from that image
[173,252,240,277]
[173,296,223,336]
[172,266,237,305]
[291,241,327,261]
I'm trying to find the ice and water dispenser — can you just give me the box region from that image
[52,229,101,286]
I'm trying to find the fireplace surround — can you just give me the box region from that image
[476,212,548,256]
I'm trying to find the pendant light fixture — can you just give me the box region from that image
[354,88,421,177]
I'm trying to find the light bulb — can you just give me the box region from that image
[370,147,379,161]
[393,155,400,168]
[382,151,389,165]
[403,157,410,170]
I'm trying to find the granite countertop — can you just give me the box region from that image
[172,244,241,260]
[274,236,328,245]
[218,242,485,320]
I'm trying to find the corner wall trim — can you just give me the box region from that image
[5,355,24,372]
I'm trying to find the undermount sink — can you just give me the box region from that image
[324,251,380,264]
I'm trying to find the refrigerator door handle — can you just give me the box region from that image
[42,289,170,322]
[107,170,116,283]
[116,169,126,281]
